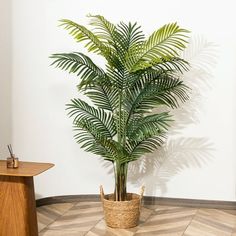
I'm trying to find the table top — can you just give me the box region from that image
[0,160,54,177]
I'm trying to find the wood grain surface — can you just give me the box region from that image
[37,202,236,236]
[0,160,54,177]
[0,176,38,236]
[0,161,54,236]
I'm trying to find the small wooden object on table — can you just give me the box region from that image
[0,160,54,236]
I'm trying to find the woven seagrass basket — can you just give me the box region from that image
[100,186,145,228]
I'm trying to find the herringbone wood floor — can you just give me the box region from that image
[37,202,236,236]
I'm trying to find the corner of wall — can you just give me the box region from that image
[0,0,12,157]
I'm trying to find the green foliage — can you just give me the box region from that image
[125,23,190,72]
[67,99,116,138]
[51,15,190,200]
[50,52,107,89]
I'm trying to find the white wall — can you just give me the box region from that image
[11,0,236,200]
[0,0,11,156]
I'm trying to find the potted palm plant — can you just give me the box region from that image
[51,15,190,228]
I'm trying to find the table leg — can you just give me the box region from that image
[0,176,38,236]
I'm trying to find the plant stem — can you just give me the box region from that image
[114,161,128,201]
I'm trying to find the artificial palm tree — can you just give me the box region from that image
[51,15,190,201]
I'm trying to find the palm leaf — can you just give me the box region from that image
[59,19,115,64]
[125,23,190,72]
[126,76,190,116]
[88,14,117,45]
[127,136,166,161]
[153,57,189,74]
[127,112,172,140]
[106,65,127,89]
[85,82,119,112]
[117,22,145,51]
[73,122,117,161]
[87,15,124,69]
[116,22,145,61]
[50,52,107,89]
[67,98,116,138]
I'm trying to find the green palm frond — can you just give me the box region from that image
[60,19,116,65]
[50,52,107,89]
[60,19,106,52]
[127,112,172,140]
[126,76,190,116]
[73,122,118,161]
[125,68,161,89]
[85,82,119,111]
[67,98,116,138]
[88,14,117,45]
[88,16,145,63]
[125,23,190,72]
[153,57,189,74]
[87,15,124,68]
[125,59,188,90]
[116,22,145,61]
[127,136,166,161]
[106,65,127,89]
[117,22,145,51]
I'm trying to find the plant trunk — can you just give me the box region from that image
[114,162,128,201]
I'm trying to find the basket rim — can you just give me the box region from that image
[103,192,141,203]
[100,186,145,203]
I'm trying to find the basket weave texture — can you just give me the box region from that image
[100,186,144,228]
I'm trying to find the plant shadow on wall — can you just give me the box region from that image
[102,36,217,195]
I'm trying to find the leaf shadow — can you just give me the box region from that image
[128,137,214,195]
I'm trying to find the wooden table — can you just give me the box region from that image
[0,160,54,236]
